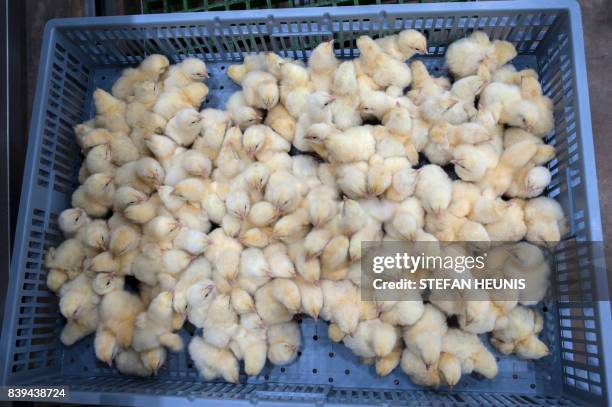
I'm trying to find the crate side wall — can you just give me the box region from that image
[1,28,94,385]
[535,7,610,407]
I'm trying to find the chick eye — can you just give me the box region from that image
[106,281,111,286]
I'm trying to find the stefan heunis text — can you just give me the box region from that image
[372,278,527,290]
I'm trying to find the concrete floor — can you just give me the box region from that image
[15,0,612,245]
[581,0,612,251]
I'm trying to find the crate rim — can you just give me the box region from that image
[3,0,611,405]
[42,0,583,29]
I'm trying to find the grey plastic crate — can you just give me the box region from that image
[1,0,610,405]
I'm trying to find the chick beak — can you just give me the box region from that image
[421,48,429,55]
[106,358,113,367]
[329,96,336,103]
[203,72,210,78]
[312,312,319,321]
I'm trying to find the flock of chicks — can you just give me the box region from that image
[44,29,566,388]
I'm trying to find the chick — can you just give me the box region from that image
[115,156,165,194]
[126,79,159,110]
[493,64,539,85]
[491,306,549,359]
[343,319,398,360]
[384,197,424,241]
[415,165,452,214]
[164,149,212,186]
[226,91,263,130]
[263,243,295,278]
[375,29,427,60]
[248,201,277,227]
[305,124,375,164]
[320,279,360,335]
[331,60,358,96]
[227,53,271,83]
[173,177,207,204]
[172,256,212,314]
[189,336,239,383]
[238,247,271,293]
[403,304,447,367]
[58,272,100,345]
[71,175,114,217]
[267,321,301,365]
[93,89,130,133]
[408,60,449,105]
[229,312,268,376]
[401,348,441,387]
[58,208,90,238]
[265,103,296,142]
[154,82,209,120]
[380,299,425,327]
[504,128,555,165]
[376,337,403,377]
[85,144,115,175]
[132,291,183,353]
[231,287,256,315]
[478,140,539,197]
[507,165,552,198]
[320,235,350,274]
[384,166,418,203]
[445,31,516,80]
[164,57,208,90]
[95,290,145,364]
[112,54,169,99]
[357,36,412,89]
[308,40,338,92]
[79,224,110,261]
[255,278,301,324]
[165,108,203,146]
[45,238,86,275]
[202,293,239,348]
[480,79,553,137]
[524,197,567,247]
[242,70,279,110]
[442,328,498,380]
[185,280,217,328]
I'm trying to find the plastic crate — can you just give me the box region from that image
[1,1,610,405]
